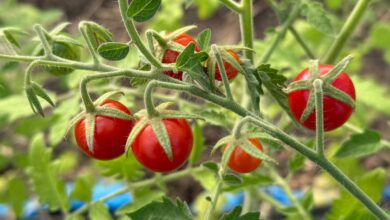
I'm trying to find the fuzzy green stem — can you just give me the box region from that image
[270,169,311,220]
[219,0,242,13]
[313,79,325,157]
[259,5,301,64]
[289,27,316,59]
[33,24,53,57]
[79,23,100,65]
[205,178,223,220]
[239,0,254,62]
[212,45,234,100]
[323,0,371,64]
[118,0,162,68]
[144,81,161,117]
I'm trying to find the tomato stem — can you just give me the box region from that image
[239,0,254,62]
[212,45,234,101]
[118,0,162,68]
[258,4,301,64]
[219,0,242,13]
[33,24,53,58]
[144,81,161,117]
[313,79,325,157]
[289,27,316,59]
[79,22,100,65]
[323,0,371,64]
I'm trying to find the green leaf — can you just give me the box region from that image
[224,174,273,192]
[334,129,382,158]
[189,122,205,164]
[116,188,164,215]
[219,206,260,220]
[84,22,113,50]
[150,118,172,160]
[202,162,219,174]
[127,0,162,22]
[96,155,144,181]
[257,64,294,120]
[176,43,196,68]
[89,201,112,220]
[27,135,69,212]
[223,174,242,185]
[97,42,130,61]
[70,175,94,203]
[288,152,305,172]
[126,197,193,220]
[7,176,28,218]
[326,168,386,220]
[197,28,211,51]
[301,2,334,35]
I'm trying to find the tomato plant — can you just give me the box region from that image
[131,118,193,172]
[74,99,134,160]
[0,0,389,219]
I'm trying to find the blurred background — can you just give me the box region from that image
[0,0,390,219]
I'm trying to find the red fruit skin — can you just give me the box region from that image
[74,100,134,160]
[227,139,263,173]
[131,119,193,172]
[162,33,200,80]
[214,50,240,81]
[288,64,356,131]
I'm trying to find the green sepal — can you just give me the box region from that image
[64,111,86,137]
[321,55,353,83]
[96,107,135,121]
[300,91,315,122]
[150,118,173,161]
[221,143,235,171]
[30,82,55,107]
[25,87,44,117]
[220,49,245,74]
[283,80,311,94]
[207,50,217,90]
[237,138,277,164]
[244,132,284,147]
[323,84,355,109]
[125,117,149,155]
[165,25,197,41]
[85,113,96,153]
[211,136,233,155]
[93,91,125,106]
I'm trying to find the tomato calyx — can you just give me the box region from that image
[284,55,355,123]
[124,102,202,161]
[67,91,135,153]
[207,46,243,83]
[212,132,277,172]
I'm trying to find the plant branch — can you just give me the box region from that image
[118,0,162,68]
[219,0,242,13]
[239,0,254,62]
[323,0,371,63]
[79,22,100,65]
[289,27,316,59]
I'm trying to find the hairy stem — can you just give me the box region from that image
[323,0,371,63]
[239,0,254,62]
[313,79,325,157]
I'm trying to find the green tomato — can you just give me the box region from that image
[41,41,80,75]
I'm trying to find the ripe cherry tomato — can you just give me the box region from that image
[227,138,263,173]
[131,118,193,172]
[213,50,240,81]
[74,100,134,160]
[288,64,356,131]
[43,41,80,75]
[162,33,199,80]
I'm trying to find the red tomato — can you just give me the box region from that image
[227,138,263,173]
[74,100,134,160]
[288,64,356,131]
[131,118,193,172]
[162,33,200,80]
[214,50,240,81]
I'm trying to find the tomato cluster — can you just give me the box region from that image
[74,100,193,172]
[162,33,241,81]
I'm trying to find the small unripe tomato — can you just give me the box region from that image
[41,41,80,75]
[131,118,193,172]
[162,33,200,80]
[288,64,356,131]
[213,50,240,81]
[74,100,134,160]
[226,138,263,173]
